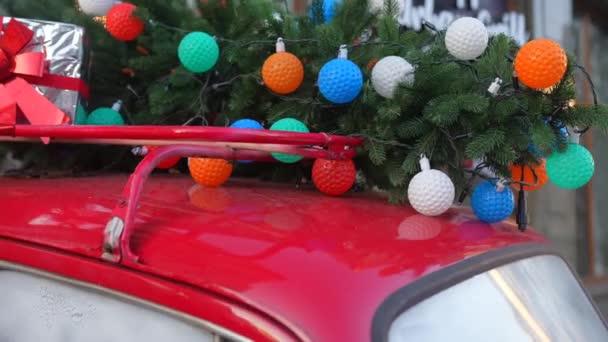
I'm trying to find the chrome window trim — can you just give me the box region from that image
[371,243,608,342]
[0,260,251,342]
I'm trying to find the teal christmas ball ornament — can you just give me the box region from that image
[86,101,125,126]
[230,119,264,163]
[318,47,363,104]
[471,180,514,223]
[309,0,342,24]
[546,143,594,189]
[178,32,219,73]
[87,108,125,125]
[74,103,88,125]
[270,118,309,163]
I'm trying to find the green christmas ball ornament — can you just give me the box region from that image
[270,118,309,163]
[74,103,88,125]
[178,32,219,73]
[546,143,594,189]
[86,101,125,126]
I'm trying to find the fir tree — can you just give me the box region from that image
[1,0,606,202]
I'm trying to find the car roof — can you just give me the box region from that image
[0,175,547,341]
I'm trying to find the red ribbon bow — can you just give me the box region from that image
[0,18,90,143]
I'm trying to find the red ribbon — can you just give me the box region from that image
[0,18,89,143]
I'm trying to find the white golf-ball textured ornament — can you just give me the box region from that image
[407,155,455,216]
[78,0,116,16]
[445,17,489,60]
[371,56,415,99]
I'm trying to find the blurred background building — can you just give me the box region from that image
[285,0,608,314]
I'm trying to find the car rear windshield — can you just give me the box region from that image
[389,255,608,342]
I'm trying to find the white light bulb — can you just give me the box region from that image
[487,77,503,96]
[371,56,415,99]
[445,17,489,61]
[407,155,455,216]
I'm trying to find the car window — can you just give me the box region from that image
[388,255,608,342]
[0,270,239,342]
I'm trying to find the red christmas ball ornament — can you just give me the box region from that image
[312,159,356,196]
[106,3,144,41]
[145,146,180,169]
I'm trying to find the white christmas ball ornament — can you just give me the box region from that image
[78,0,117,16]
[445,17,489,60]
[371,56,415,99]
[407,155,455,216]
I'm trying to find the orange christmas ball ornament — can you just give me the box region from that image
[188,158,233,187]
[510,159,548,192]
[367,57,379,71]
[514,38,567,89]
[262,38,304,95]
[106,3,144,41]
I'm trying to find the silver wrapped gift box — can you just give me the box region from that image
[4,17,90,123]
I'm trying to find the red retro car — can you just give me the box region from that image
[0,125,607,342]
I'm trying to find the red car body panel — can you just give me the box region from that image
[0,175,547,342]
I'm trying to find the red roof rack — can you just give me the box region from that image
[0,124,364,264]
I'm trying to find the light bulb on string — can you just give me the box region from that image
[86,100,125,125]
[471,179,515,224]
[318,45,363,104]
[229,119,264,164]
[188,158,233,188]
[546,131,594,189]
[514,38,567,89]
[178,31,220,73]
[444,17,489,60]
[105,2,145,41]
[309,0,342,24]
[270,118,309,163]
[371,56,415,99]
[407,155,455,216]
[509,160,548,192]
[528,120,569,158]
[262,38,304,95]
[312,159,356,196]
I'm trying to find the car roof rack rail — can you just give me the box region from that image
[0,124,363,264]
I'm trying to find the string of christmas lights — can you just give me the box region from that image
[74,0,601,230]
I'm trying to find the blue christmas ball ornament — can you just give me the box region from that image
[318,58,363,104]
[230,119,264,130]
[471,180,514,224]
[230,119,264,163]
[528,121,569,157]
[309,0,342,24]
